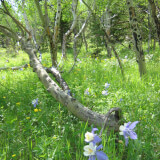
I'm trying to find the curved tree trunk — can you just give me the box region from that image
[19,38,121,131]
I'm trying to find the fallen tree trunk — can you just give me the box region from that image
[20,38,122,131]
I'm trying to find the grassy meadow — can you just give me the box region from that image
[0,45,160,160]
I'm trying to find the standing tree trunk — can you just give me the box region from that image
[147,4,152,53]
[148,0,160,46]
[34,0,61,67]
[102,7,112,58]
[82,30,88,52]
[126,0,147,77]
[62,0,78,59]
[53,0,61,66]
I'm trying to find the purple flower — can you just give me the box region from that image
[102,90,108,96]
[120,98,122,102]
[84,88,90,95]
[19,68,23,71]
[32,98,38,107]
[85,128,101,144]
[104,83,110,89]
[67,90,71,96]
[119,121,139,146]
[84,143,108,160]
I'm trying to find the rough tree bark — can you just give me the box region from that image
[148,0,160,46]
[126,0,147,77]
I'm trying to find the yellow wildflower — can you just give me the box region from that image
[34,108,39,112]
[16,102,20,106]
[53,136,57,139]
[3,96,6,99]
[39,109,41,112]
[26,117,30,120]
[12,154,16,157]
[28,64,30,68]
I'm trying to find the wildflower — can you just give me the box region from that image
[84,88,90,95]
[28,64,30,68]
[32,98,38,107]
[26,117,30,120]
[102,90,108,96]
[120,98,123,102]
[12,154,16,157]
[84,143,108,160]
[85,128,101,144]
[66,90,71,96]
[53,136,57,139]
[3,96,6,99]
[125,56,128,59]
[16,102,20,106]
[119,121,139,146]
[104,83,110,89]
[19,68,23,71]
[77,58,82,63]
[34,108,39,112]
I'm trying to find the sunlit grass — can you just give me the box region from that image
[0,46,159,159]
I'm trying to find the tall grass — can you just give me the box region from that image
[0,45,159,159]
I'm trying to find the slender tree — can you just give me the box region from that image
[126,0,147,77]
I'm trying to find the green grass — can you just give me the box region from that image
[0,45,160,160]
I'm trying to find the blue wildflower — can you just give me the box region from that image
[84,143,108,160]
[119,121,139,146]
[67,90,71,96]
[102,90,108,96]
[84,88,90,95]
[104,83,110,89]
[85,128,101,144]
[32,98,38,108]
